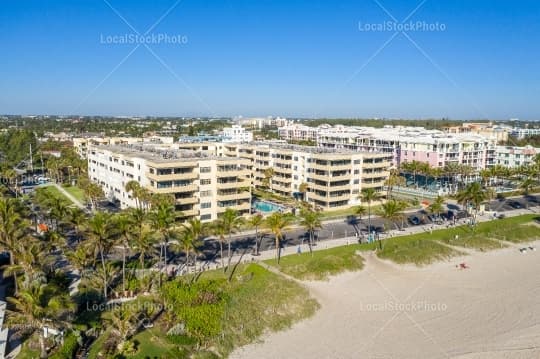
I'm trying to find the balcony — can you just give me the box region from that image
[362,181,384,189]
[217,202,250,213]
[150,184,198,194]
[274,166,293,175]
[328,192,351,200]
[179,208,199,217]
[362,161,388,169]
[217,169,250,178]
[327,183,351,192]
[217,192,250,201]
[362,170,390,179]
[271,183,292,193]
[217,180,248,189]
[176,197,199,205]
[308,192,329,202]
[147,171,198,181]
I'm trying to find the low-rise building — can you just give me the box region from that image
[222,125,253,142]
[495,145,539,168]
[87,144,251,221]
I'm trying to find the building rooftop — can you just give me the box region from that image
[229,141,390,156]
[92,144,244,163]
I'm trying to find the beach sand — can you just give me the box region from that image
[231,241,540,359]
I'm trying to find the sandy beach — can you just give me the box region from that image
[231,241,540,359]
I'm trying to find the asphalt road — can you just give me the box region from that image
[191,194,540,264]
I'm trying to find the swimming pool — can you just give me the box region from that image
[252,200,285,213]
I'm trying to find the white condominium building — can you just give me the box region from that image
[495,145,539,168]
[223,142,392,210]
[278,123,319,142]
[87,144,251,221]
[280,124,497,171]
[222,125,253,142]
[510,127,540,139]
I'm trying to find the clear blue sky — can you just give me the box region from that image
[1,0,539,120]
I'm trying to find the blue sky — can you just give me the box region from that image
[1,0,539,119]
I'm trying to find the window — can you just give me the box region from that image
[354,169,359,174]
[353,179,360,184]
[200,167,211,173]
[354,159,361,164]
[201,214,212,220]
[201,190,212,197]
[201,202,212,209]
[200,179,211,185]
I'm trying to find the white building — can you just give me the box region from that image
[73,136,174,158]
[278,123,319,142]
[510,127,540,139]
[222,125,253,142]
[495,145,539,168]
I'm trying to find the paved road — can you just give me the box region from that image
[187,194,540,265]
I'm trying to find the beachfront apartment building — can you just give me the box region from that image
[443,122,509,143]
[222,142,392,210]
[495,145,539,168]
[73,136,174,158]
[279,124,498,171]
[87,144,251,222]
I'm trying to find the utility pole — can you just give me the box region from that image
[29,144,34,173]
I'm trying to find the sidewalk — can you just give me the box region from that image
[186,205,540,275]
[40,183,86,210]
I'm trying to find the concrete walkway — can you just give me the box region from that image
[40,183,86,210]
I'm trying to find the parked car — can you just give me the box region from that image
[508,201,522,209]
[408,216,421,225]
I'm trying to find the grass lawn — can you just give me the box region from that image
[17,341,41,359]
[266,244,366,280]
[376,214,540,265]
[128,328,177,358]
[377,235,463,265]
[63,185,86,203]
[38,185,70,203]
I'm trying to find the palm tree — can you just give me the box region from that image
[249,214,264,255]
[220,208,244,267]
[520,176,535,195]
[68,207,86,242]
[428,196,445,220]
[104,305,136,351]
[456,182,487,225]
[132,229,157,270]
[178,218,206,266]
[84,182,104,211]
[124,180,142,209]
[210,219,228,270]
[299,209,322,255]
[0,197,29,293]
[115,214,133,293]
[262,167,275,190]
[7,284,75,359]
[298,182,309,201]
[264,212,293,263]
[384,168,404,199]
[378,200,406,231]
[86,211,115,298]
[150,203,176,286]
[360,188,380,240]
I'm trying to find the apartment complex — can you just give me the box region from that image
[87,144,251,221]
[495,145,539,168]
[222,125,253,142]
[73,136,174,158]
[510,127,540,139]
[223,142,392,210]
[279,124,497,171]
[278,123,319,142]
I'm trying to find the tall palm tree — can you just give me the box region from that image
[520,176,535,195]
[132,229,157,270]
[68,207,87,242]
[249,214,264,255]
[179,218,206,266]
[378,200,406,231]
[299,209,322,255]
[104,305,136,350]
[86,211,115,298]
[0,197,29,293]
[428,196,445,220]
[262,167,275,190]
[124,180,142,209]
[210,219,228,270]
[264,212,293,263]
[220,208,244,267]
[150,203,176,286]
[115,214,133,293]
[360,188,380,240]
[84,182,104,211]
[456,182,487,225]
[298,182,309,201]
[7,284,75,359]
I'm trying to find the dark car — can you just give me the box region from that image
[408,216,421,225]
[508,201,522,209]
